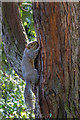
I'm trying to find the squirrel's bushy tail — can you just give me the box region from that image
[24,81,35,110]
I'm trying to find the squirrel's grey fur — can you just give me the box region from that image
[22,41,40,109]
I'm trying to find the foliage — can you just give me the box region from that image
[0,43,35,119]
[0,2,36,119]
[19,2,36,42]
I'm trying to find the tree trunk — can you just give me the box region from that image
[33,2,80,118]
[2,2,27,79]
[2,2,80,119]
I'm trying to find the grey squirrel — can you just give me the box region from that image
[22,41,40,110]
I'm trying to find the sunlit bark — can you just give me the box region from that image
[2,2,27,79]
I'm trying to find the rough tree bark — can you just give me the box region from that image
[2,2,80,119]
[2,2,27,79]
[33,2,80,118]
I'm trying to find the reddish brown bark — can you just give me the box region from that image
[33,2,80,118]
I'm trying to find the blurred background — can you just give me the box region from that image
[0,2,36,119]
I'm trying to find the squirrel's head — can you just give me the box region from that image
[25,41,39,50]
